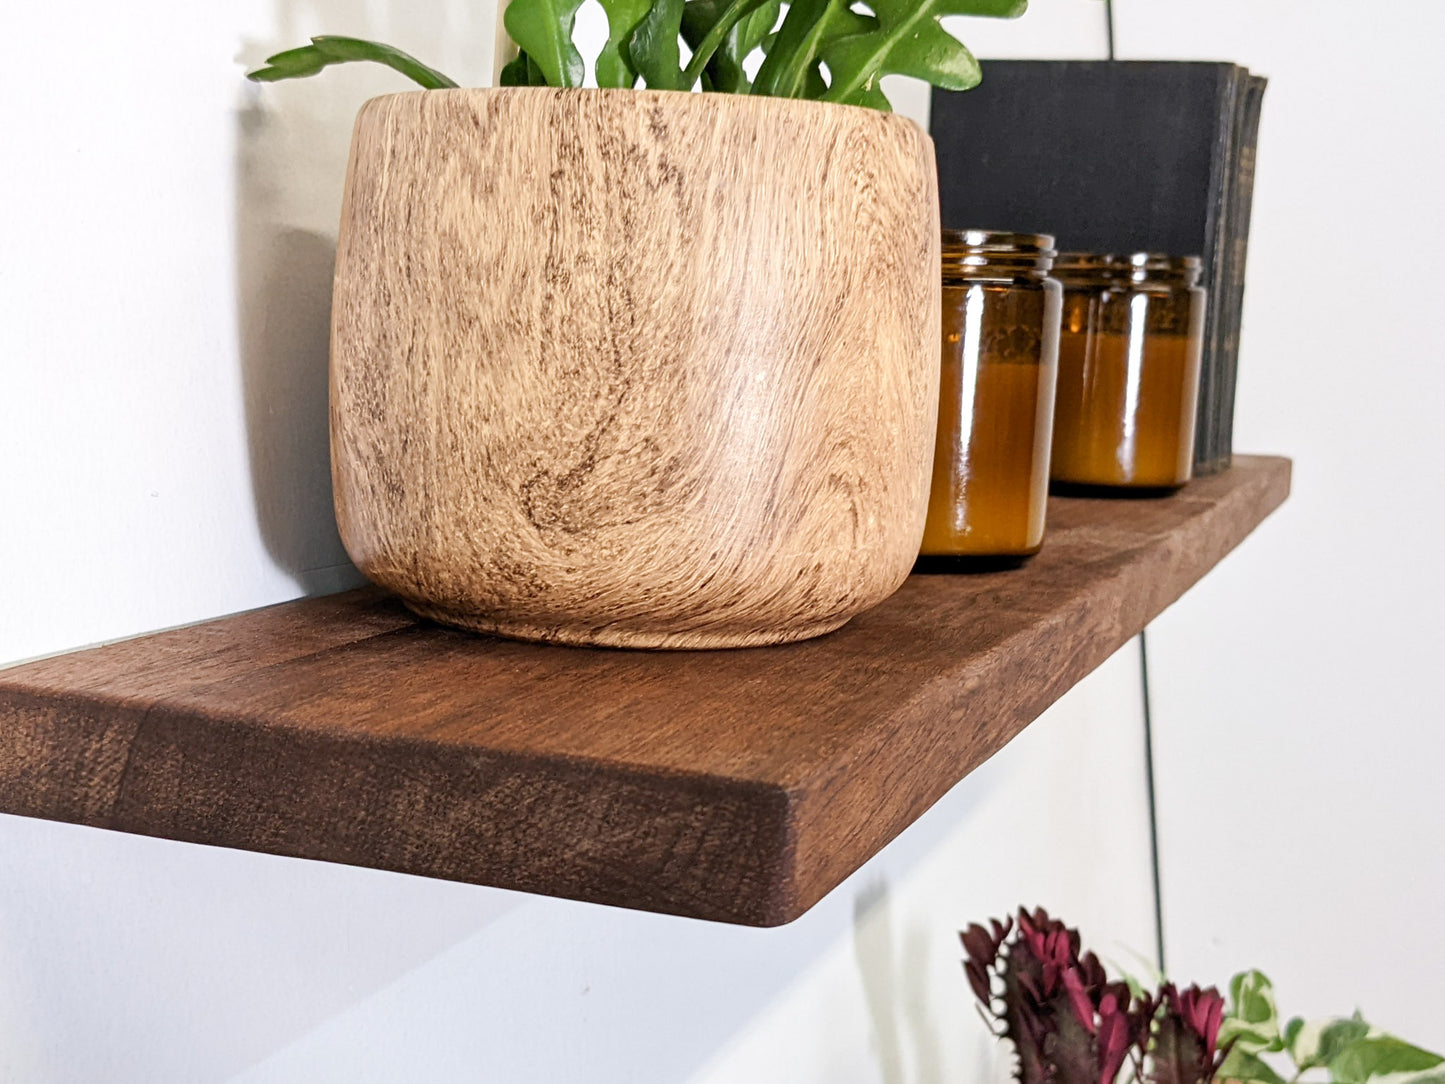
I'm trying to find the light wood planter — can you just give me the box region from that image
[331,88,940,648]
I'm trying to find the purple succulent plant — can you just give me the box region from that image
[963,907,1150,1084]
[1143,984,1227,1084]
[962,909,1228,1084]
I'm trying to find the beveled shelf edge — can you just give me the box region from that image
[0,457,1290,926]
[778,456,1291,923]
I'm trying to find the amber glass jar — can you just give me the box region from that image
[1050,253,1205,490]
[920,230,1061,560]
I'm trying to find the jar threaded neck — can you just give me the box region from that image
[942,229,1057,278]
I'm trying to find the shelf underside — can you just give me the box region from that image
[0,457,1289,925]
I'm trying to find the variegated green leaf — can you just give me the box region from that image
[1217,1048,1288,1084]
[1370,1068,1445,1084]
[1330,1036,1444,1083]
[1221,969,1284,1053]
[1289,1015,1370,1072]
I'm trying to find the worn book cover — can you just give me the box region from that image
[931,61,1263,473]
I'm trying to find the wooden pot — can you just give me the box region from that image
[330,88,940,649]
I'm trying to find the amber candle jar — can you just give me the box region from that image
[919,230,1061,560]
[1050,253,1206,490]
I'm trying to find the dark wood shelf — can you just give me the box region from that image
[0,456,1289,926]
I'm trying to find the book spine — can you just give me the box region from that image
[1193,66,1243,475]
[1217,74,1267,466]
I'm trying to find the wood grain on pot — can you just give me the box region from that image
[330,88,941,649]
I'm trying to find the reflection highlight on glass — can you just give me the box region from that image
[1050,253,1205,490]
[921,230,1061,561]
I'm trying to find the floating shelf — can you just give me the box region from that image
[0,456,1289,926]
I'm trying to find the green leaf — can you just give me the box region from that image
[246,35,458,89]
[1373,1069,1445,1084]
[1221,969,1284,1054]
[1218,1048,1289,1084]
[766,53,832,100]
[841,77,890,110]
[499,52,526,84]
[751,0,877,100]
[597,0,653,86]
[626,0,686,89]
[732,0,781,61]
[1284,1018,1306,1051]
[1225,971,1283,1057]
[500,48,550,85]
[1292,1017,1371,1073]
[681,0,780,91]
[1230,970,1278,1024]
[504,0,587,87]
[802,60,829,99]
[1329,1037,1444,1083]
[751,0,824,96]
[819,0,1025,107]
[680,0,777,89]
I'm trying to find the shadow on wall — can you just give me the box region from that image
[233,188,349,593]
[234,68,354,595]
[232,0,495,595]
[854,877,948,1084]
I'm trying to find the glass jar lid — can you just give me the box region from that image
[942,229,1057,277]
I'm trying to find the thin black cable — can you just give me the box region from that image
[1139,630,1166,976]
[1106,0,1163,977]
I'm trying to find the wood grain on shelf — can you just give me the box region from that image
[0,456,1290,926]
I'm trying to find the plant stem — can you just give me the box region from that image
[680,0,773,89]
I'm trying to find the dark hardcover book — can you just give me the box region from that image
[1196,68,1243,473]
[930,61,1249,473]
[1215,74,1268,470]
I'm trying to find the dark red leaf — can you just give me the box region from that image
[965,960,993,1007]
[962,923,998,967]
[1062,967,1096,1032]
[1097,1004,1132,1084]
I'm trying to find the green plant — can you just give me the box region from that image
[1217,971,1444,1084]
[245,0,1027,111]
[963,908,1443,1084]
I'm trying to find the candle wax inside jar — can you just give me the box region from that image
[1051,326,1200,488]
[920,283,1058,557]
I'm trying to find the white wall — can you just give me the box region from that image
[1,2,1167,1081]
[0,651,1154,1083]
[1113,0,1445,1045]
